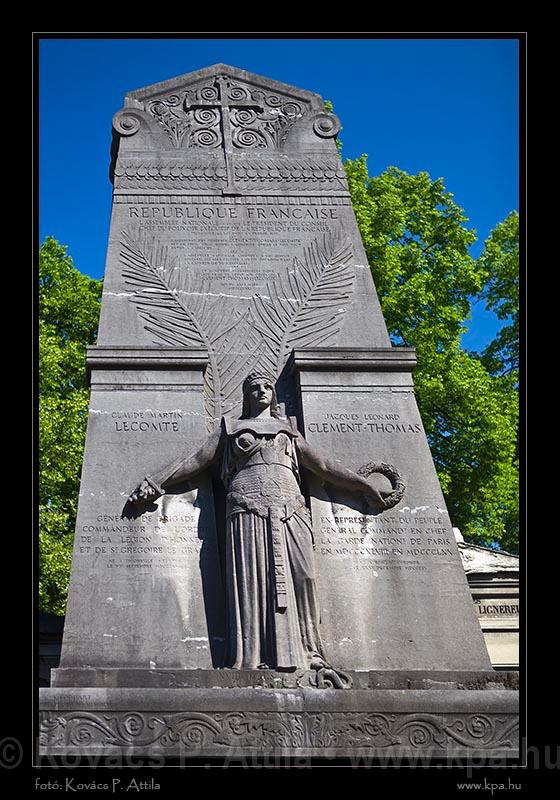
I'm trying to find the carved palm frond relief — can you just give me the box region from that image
[121,233,226,425]
[121,230,354,424]
[209,309,273,416]
[120,233,204,345]
[252,232,354,375]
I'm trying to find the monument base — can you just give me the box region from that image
[49,667,518,691]
[39,678,519,761]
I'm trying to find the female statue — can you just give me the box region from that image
[128,373,396,671]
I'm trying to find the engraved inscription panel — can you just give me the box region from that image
[61,391,225,670]
[299,387,486,671]
[105,199,360,425]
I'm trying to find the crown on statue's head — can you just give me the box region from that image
[242,372,277,394]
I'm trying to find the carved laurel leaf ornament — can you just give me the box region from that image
[358,462,406,510]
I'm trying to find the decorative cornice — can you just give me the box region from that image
[125,64,323,108]
[86,346,207,375]
[112,195,352,205]
[289,347,418,373]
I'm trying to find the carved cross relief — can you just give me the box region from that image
[146,74,308,195]
[184,75,262,194]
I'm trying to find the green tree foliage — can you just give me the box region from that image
[39,237,102,614]
[344,158,518,552]
[477,210,519,378]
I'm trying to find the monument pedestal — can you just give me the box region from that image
[39,64,518,763]
[40,675,518,760]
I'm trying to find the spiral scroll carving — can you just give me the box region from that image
[112,111,142,137]
[228,85,250,102]
[40,710,518,753]
[200,86,219,101]
[312,112,341,139]
[193,108,220,126]
[233,128,265,148]
[191,129,221,148]
[232,108,258,126]
[144,75,309,150]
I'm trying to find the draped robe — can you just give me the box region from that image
[221,416,325,670]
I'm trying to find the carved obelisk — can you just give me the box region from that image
[40,65,517,760]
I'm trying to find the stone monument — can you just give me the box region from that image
[39,64,518,761]
[457,534,519,670]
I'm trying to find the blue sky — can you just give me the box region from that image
[38,36,519,351]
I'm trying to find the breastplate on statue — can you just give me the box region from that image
[234,431,295,469]
[222,416,304,517]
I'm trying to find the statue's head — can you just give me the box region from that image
[241,372,281,418]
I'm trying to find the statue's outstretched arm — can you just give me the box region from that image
[128,428,222,504]
[296,435,387,509]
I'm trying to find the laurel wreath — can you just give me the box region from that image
[357,462,405,511]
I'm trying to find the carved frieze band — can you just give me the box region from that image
[234,158,346,188]
[114,159,227,187]
[113,196,352,206]
[40,710,519,752]
[114,158,347,190]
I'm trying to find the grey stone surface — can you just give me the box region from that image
[293,350,492,670]
[459,538,519,669]
[59,359,226,670]
[42,64,516,760]
[458,540,519,575]
[39,686,519,759]
[51,667,519,690]
[125,373,404,676]
[56,64,491,679]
